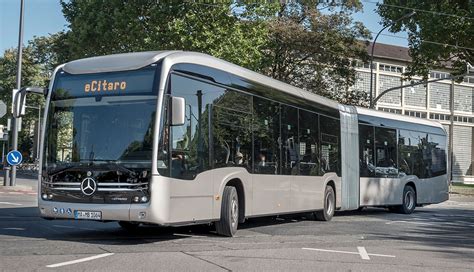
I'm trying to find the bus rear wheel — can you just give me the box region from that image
[215,186,239,237]
[315,185,335,221]
[398,185,416,214]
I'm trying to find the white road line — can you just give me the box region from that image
[0,202,23,206]
[302,248,359,255]
[302,247,396,260]
[173,233,208,238]
[3,227,25,231]
[357,246,370,260]
[369,253,396,258]
[53,225,75,229]
[386,220,433,226]
[46,253,114,268]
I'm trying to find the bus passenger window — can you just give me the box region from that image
[281,105,299,175]
[299,110,320,176]
[212,90,252,171]
[253,97,280,175]
[320,116,340,175]
[375,127,397,177]
[359,124,375,177]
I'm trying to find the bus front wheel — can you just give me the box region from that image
[215,186,239,237]
[315,185,335,221]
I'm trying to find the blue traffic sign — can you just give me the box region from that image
[7,150,22,166]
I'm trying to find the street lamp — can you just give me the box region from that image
[369,10,416,109]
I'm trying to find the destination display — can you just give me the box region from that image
[52,66,157,100]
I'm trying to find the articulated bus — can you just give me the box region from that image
[34,51,448,236]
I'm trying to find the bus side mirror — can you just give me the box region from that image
[170,96,185,126]
[13,87,46,118]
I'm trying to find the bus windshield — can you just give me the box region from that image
[43,66,158,171]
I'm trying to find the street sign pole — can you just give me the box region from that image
[10,0,25,186]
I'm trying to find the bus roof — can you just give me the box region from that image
[61,51,444,131]
[62,51,340,110]
[356,107,446,131]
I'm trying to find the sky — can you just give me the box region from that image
[0,0,408,55]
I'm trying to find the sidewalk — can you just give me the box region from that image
[0,171,38,193]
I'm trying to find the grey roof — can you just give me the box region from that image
[63,51,178,74]
[367,42,411,62]
[60,51,340,110]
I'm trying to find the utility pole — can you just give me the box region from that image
[10,0,25,186]
[449,80,455,184]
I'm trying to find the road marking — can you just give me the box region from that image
[3,227,25,231]
[173,233,208,238]
[386,220,433,226]
[302,247,395,260]
[0,202,23,206]
[53,225,75,229]
[46,253,114,268]
[357,246,370,260]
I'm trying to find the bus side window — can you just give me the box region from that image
[299,110,320,176]
[359,124,375,177]
[320,116,340,175]
[375,127,397,178]
[253,97,280,175]
[281,105,299,175]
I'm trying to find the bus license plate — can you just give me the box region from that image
[75,211,102,220]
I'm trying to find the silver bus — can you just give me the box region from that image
[32,51,448,236]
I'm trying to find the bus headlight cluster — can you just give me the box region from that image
[132,196,148,203]
[42,193,53,200]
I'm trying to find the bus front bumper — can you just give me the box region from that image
[38,200,151,223]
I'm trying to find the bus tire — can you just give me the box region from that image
[215,186,239,237]
[315,185,335,221]
[118,221,140,231]
[398,185,416,214]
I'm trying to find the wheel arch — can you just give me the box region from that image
[222,178,246,223]
[405,181,417,201]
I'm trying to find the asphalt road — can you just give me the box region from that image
[1,178,473,271]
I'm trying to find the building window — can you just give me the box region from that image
[379,64,403,74]
[404,110,427,119]
[378,107,402,114]
[430,71,450,79]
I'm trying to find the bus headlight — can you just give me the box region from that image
[140,196,148,203]
[47,194,53,200]
[133,196,140,203]
[42,193,48,200]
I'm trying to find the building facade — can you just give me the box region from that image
[353,43,474,183]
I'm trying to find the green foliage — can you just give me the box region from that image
[260,1,371,105]
[377,0,473,78]
[0,41,51,159]
[60,1,370,105]
[60,1,269,70]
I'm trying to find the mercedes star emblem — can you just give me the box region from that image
[80,177,97,196]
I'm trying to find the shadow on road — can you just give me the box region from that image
[1,205,473,253]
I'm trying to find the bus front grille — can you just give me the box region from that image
[43,181,149,192]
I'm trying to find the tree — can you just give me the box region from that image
[60,1,371,105]
[377,0,473,78]
[60,1,269,70]
[258,1,371,105]
[0,42,51,160]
